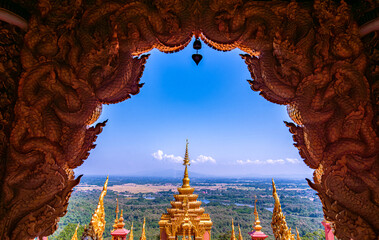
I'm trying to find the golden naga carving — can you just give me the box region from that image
[0,0,377,239]
[82,176,108,240]
[271,179,295,240]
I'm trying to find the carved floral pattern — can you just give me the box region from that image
[0,0,377,239]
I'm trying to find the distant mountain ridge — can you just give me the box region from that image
[79,169,310,181]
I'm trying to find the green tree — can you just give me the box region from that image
[50,223,84,240]
[302,229,325,240]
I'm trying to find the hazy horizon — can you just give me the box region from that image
[75,38,313,180]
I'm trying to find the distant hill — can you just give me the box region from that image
[128,168,212,178]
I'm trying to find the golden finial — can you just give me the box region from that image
[83,176,108,239]
[182,140,191,188]
[129,222,134,240]
[238,224,243,240]
[71,223,79,240]
[116,195,119,219]
[117,209,126,229]
[113,196,119,230]
[271,179,295,240]
[140,218,146,240]
[184,139,190,166]
[253,196,262,232]
[296,227,301,240]
[230,219,236,240]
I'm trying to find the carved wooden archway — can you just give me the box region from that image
[0,1,378,239]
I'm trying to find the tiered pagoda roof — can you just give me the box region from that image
[159,141,212,239]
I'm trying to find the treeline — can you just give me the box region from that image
[49,188,325,240]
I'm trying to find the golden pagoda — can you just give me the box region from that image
[271,179,295,240]
[159,140,212,240]
[82,176,109,240]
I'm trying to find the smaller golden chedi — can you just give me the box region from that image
[111,197,130,240]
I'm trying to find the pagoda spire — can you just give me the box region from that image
[71,223,79,240]
[182,139,191,189]
[238,224,243,240]
[117,210,126,229]
[248,197,267,240]
[113,196,119,229]
[271,179,295,240]
[231,219,236,240]
[82,176,108,239]
[253,197,262,231]
[140,218,146,240]
[296,227,301,240]
[128,222,134,240]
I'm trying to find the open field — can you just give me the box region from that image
[76,183,229,193]
[76,183,311,194]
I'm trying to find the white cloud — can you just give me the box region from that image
[164,154,183,163]
[266,159,285,164]
[152,150,183,163]
[192,155,216,164]
[285,158,300,163]
[236,158,300,165]
[152,151,216,164]
[236,159,263,165]
[152,150,164,160]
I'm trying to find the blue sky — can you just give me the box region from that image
[76,39,313,179]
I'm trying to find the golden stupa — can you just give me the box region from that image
[158,140,212,240]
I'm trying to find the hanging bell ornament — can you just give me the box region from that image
[192,54,203,65]
[192,38,203,65]
[193,38,202,50]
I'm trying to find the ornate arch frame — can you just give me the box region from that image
[0,0,378,239]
